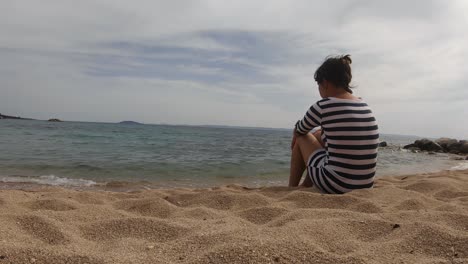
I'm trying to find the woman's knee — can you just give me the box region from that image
[312,130,324,148]
[296,133,318,145]
[296,133,323,164]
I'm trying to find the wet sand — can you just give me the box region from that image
[1,169,467,263]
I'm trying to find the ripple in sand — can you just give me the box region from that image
[15,215,68,245]
[403,180,454,194]
[438,213,468,233]
[81,218,188,242]
[113,198,177,218]
[393,199,428,211]
[345,219,399,242]
[399,223,468,258]
[178,207,221,220]
[25,199,77,211]
[191,243,366,264]
[348,201,383,213]
[0,248,102,264]
[266,209,368,231]
[280,191,362,210]
[71,193,106,205]
[434,190,468,200]
[237,206,288,225]
[167,232,243,257]
[434,204,460,212]
[164,191,269,210]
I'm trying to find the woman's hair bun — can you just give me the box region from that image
[314,54,354,93]
[341,54,352,65]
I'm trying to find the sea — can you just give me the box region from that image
[0,120,466,189]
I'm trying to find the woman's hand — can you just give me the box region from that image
[312,129,321,139]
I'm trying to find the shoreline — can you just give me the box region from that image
[1,164,468,192]
[1,169,468,263]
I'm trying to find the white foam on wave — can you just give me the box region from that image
[0,175,97,187]
[450,161,468,171]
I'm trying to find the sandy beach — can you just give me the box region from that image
[0,169,467,264]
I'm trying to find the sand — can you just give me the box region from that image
[0,169,467,264]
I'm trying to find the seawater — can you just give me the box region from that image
[0,120,466,188]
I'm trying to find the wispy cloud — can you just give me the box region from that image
[0,0,467,138]
[83,31,317,85]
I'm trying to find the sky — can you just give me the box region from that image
[1,0,467,139]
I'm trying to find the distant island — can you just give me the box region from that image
[0,113,33,120]
[119,121,143,125]
[0,113,63,122]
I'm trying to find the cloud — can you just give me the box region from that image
[0,0,467,138]
[86,31,292,84]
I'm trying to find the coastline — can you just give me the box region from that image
[1,159,467,192]
[1,169,467,263]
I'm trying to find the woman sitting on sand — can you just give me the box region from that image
[290,55,379,194]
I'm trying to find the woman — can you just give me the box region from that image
[289,55,379,194]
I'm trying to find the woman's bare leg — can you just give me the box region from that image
[312,129,325,148]
[300,172,313,187]
[289,133,323,187]
[289,142,306,187]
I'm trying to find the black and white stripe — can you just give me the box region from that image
[297,97,379,194]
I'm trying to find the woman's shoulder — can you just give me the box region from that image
[326,96,363,102]
[315,98,332,105]
[315,96,365,106]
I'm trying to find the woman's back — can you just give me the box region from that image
[318,97,379,189]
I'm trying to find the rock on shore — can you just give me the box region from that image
[404,138,468,154]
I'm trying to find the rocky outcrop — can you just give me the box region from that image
[403,144,421,153]
[416,139,443,152]
[404,138,467,154]
[48,119,62,122]
[436,138,468,154]
[379,141,388,147]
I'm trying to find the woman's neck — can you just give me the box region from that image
[326,89,358,100]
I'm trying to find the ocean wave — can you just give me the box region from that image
[450,161,468,171]
[0,175,97,187]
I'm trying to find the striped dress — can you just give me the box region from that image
[295,97,379,194]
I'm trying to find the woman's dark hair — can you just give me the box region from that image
[314,54,353,93]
